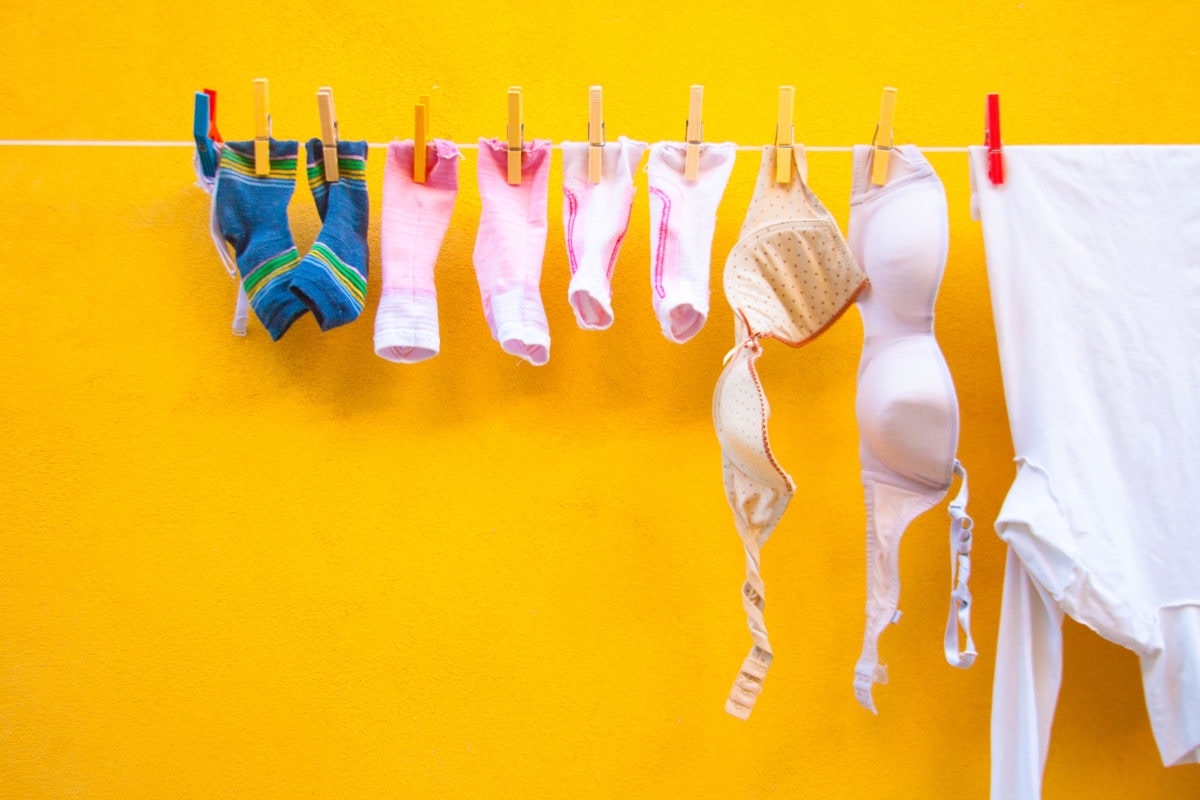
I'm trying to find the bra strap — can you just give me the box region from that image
[719,343,779,720]
[943,460,977,669]
[723,504,774,719]
[196,146,250,336]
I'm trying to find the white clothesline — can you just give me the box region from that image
[0,139,971,153]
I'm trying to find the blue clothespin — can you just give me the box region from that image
[193,91,218,178]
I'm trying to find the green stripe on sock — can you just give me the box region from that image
[244,248,301,294]
[221,148,295,180]
[336,157,367,180]
[306,165,325,191]
[310,242,366,301]
[220,148,254,170]
[310,243,366,296]
[307,160,366,184]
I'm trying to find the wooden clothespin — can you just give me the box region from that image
[685,84,704,181]
[193,91,218,178]
[414,95,430,183]
[203,88,222,142]
[775,85,794,184]
[507,86,524,185]
[588,86,604,184]
[317,86,339,182]
[985,93,1004,185]
[871,87,898,186]
[253,78,271,176]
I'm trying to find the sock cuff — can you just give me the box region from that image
[388,139,462,190]
[561,136,648,185]
[220,139,299,182]
[648,140,738,176]
[306,138,369,184]
[477,137,554,180]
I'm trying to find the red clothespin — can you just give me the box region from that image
[985,93,1004,185]
[203,88,222,142]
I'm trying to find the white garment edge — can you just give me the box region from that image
[972,145,1200,797]
[194,148,249,336]
[991,546,1064,800]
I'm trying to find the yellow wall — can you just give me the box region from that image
[1,1,1197,797]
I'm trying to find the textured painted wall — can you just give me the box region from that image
[1,1,1197,797]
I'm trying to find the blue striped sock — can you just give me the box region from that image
[214,139,307,340]
[289,139,370,331]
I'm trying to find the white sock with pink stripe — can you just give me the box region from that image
[647,141,737,343]
[560,136,647,330]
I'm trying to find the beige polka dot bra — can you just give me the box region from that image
[713,146,868,719]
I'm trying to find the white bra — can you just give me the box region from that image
[848,144,974,713]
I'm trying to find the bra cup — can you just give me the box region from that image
[856,336,958,488]
[714,347,795,540]
[855,187,947,330]
[725,222,866,345]
[721,458,792,546]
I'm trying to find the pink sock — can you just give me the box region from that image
[647,141,737,343]
[561,136,648,330]
[473,137,553,366]
[375,139,461,363]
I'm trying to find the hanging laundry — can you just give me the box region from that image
[971,145,1200,800]
[560,136,648,330]
[375,139,461,363]
[647,141,736,343]
[473,137,554,366]
[194,142,250,336]
[205,136,370,339]
[291,139,370,331]
[714,145,867,719]
[847,144,974,714]
[213,139,309,340]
